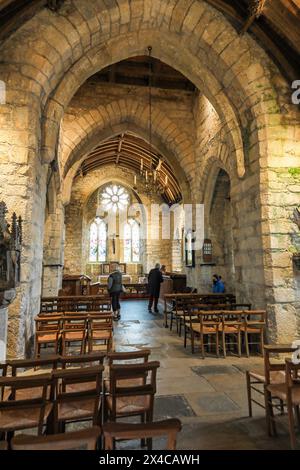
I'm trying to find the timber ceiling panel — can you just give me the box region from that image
[75,132,183,205]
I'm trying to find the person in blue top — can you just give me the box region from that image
[212,274,225,293]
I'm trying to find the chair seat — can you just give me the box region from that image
[58,398,99,421]
[0,403,52,431]
[106,394,151,414]
[249,369,285,384]
[191,324,218,334]
[267,383,300,404]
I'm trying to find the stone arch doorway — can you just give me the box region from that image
[1,0,299,356]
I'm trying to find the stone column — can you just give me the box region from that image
[42,199,65,296]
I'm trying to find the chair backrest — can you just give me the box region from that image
[103,419,182,450]
[7,355,60,376]
[107,349,151,366]
[88,314,113,329]
[0,373,52,433]
[35,317,62,331]
[62,315,88,329]
[109,361,160,399]
[11,426,101,450]
[285,359,300,388]
[244,310,266,324]
[59,353,106,369]
[263,344,298,385]
[53,366,103,397]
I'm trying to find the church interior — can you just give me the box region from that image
[0,0,300,452]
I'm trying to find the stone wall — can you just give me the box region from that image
[64,167,175,278]
[0,0,299,357]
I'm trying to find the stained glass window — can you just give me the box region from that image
[100,185,129,212]
[124,219,140,263]
[89,218,107,262]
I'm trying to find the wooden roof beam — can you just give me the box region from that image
[240,0,268,35]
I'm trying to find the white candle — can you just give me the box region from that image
[134,175,137,185]
[154,170,157,182]
[145,170,148,181]
[140,159,143,172]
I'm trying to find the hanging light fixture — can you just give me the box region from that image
[134,46,165,199]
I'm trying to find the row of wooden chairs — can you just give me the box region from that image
[171,299,252,335]
[1,420,182,450]
[0,350,162,449]
[246,344,300,449]
[40,296,111,314]
[182,308,266,358]
[35,313,113,357]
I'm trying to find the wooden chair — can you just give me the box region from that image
[87,314,113,353]
[105,362,160,438]
[103,419,182,450]
[61,315,88,355]
[59,353,105,394]
[52,366,103,433]
[4,356,60,401]
[219,310,243,358]
[241,310,266,356]
[11,426,101,450]
[34,317,62,358]
[263,344,298,440]
[246,368,286,417]
[184,308,220,358]
[0,374,53,441]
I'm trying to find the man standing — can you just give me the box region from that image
[148,263,164,313]
[108,265,123,320]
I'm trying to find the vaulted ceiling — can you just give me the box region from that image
[0,0,299,81]
[75,132,183,205]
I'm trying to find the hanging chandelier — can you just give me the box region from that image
[133,46,169,200]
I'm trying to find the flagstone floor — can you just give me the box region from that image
[111,300,293,450]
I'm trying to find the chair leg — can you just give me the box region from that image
[191,330,195,354]
[200,333,205,359]
[264,388,273,436]
[222,331,226,359]
[216,331,219,358]
[245,332,250,357]
[246,372,253,417]
[237,331,241,357]
[287,396,297,449]
[260,330,264,356]
[141,413,146,447]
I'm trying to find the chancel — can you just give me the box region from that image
[0,0,299,453]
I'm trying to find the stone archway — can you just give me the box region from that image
[0,0,299,356]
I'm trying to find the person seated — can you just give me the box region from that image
[212,274,225,293]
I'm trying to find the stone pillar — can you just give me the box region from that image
[0,90,48,358]
[42,199,65,296]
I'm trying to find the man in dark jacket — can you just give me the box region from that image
[148,263,164,313]
[108,266,123,320]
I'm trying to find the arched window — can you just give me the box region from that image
[89,218,107,262]
[124,219,140,263]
